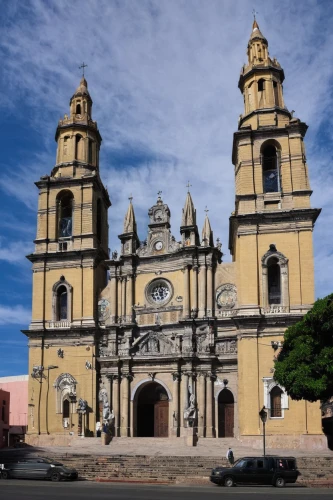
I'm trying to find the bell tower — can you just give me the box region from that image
[24,75,111,437]
[229,19,321,314]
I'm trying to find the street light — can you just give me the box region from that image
[46,365,58,435]
[259,406,268,457]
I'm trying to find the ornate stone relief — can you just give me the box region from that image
[216,283,237,309]
[98,298,110,322]
[132,330,177,356]
[215,339,237,355]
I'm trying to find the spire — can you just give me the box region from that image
[182,191,196,227]
[72,76,90,99]
[201,212,213,247]
[249,19,267,44]
[123,197,137,234]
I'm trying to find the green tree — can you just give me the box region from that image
[274,294,333,402]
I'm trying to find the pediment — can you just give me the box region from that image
[131,330,177,356]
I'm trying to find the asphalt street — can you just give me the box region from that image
[0,481,332,500]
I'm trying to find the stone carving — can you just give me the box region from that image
[54,373,77,394]
[99,388,115,423]
[99,344,116,357]
[215,339,237,355]
[216,283,237,309]
[77,398,88,413]
[118,336,131,356]
[134,331,175,356]
[98,298,110,321]
[263,305,288,314]
[183,386,197,424]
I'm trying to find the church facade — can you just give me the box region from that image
[24,21,324,448]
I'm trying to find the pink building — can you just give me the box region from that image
[0,375,28,446]
[0,389,10,448]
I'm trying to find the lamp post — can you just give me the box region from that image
[259,406,268,457]
[46,365,58,435]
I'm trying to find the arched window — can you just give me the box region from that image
[63,136,69,157]
[88,139,93,164]
[261,245,289,311]
[75,134,84,160]
[57,285,68,320]
[52,277,73,325]
[63,398,70,419]
[258,79,265,92]
[58,191,73,238]
[270,386,283,417]
[262,145,279,193]
[96,199,102,242]
[76,103,81,114]
[267,257,281,304]
[273,81,279,106]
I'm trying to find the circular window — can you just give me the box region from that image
[146,279,173,307]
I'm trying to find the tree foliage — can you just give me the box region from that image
[274,294,333,402]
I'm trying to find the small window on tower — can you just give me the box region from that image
[76,103,81,114]
[258,79,265,92]
[56,285,68,320]
[63,136,69,157]
[262,145,279,193]
[58,191,73,238]
[273,81,279,106]
[267,257,281,304]
[88,139,93,164]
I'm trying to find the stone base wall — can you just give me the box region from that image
[240,433,327,450]
[25,434,75,447]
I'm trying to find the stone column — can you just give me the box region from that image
[183,266,190,319]
[197,373,206,437]
[126,274,133,323]
[111,375,120,437]
[172,373,181,437]
[198,264,207,318]
[206,264,213,317]
[110,277,117,323]
[206,372,216,437]
[120,373,132,437]
[117,278,122,323]
[191,265,198,317]
[121,278,126,320]
[180,371,189,436]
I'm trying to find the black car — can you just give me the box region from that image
[0,457,78,481]
[210,456,300,488]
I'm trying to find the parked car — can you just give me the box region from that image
[210,456,300,488]
[0,457,78,481]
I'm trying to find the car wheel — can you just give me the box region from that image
[275,477,285,488]
[1,471,10,479]
[51,471,61,482]
[224,476,234,487]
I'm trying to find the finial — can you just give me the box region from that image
[204,206,209,214]
[186,181,192,192]
[128,193,133,203]
[252,8,258,20]
[157,190,162,199]
[79,62,88,77]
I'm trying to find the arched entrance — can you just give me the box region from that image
[218,389,234,437]
[137,382,169,437]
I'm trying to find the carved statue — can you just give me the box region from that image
[77,398,88,413]
[99,389,115,423]
[183,385,197,423]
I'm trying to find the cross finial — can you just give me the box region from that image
[157,190,162,198]
[252,8,258,20]
[128,193,133,202]
[204,206,209,214]
[186,180,192,192]
[79,62,88,77]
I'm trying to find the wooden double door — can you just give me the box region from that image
[218,389,235,438]
[137,382,169,437]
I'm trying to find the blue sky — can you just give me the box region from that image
[0,0,333,376]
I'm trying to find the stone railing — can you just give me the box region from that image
[262,306,288,315]
[48,321,71,329]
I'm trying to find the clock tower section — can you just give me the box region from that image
[24,77,111,437]
[229,20,321,315]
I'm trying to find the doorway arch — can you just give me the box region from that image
[218,388,234,437]
[135,382,169,437]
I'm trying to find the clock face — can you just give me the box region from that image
[154,241,163,251]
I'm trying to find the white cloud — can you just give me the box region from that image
[0,0,333,296]
[0,238,33,264]
[0,305,31,325]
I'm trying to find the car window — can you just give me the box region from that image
[234,459,247,468]
[245,460,255,469]
[256,459,265,469]
[277,459,288,469]
[287,459,296,470]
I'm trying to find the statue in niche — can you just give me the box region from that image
[183,385,197,425]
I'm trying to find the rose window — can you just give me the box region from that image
[151,284,170,303]
[146,279,173,307]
